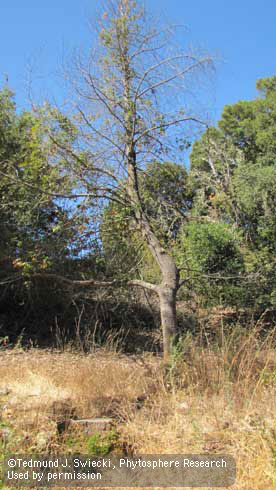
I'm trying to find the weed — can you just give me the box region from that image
[87,430,119,456]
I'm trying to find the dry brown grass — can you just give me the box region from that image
[0,324,276,489]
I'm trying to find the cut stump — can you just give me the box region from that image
[69,417,114,435]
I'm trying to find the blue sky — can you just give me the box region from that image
[1,0,276,124]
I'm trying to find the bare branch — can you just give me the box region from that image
[128,279,159,292]
[136,57,211,100]
[135,116,205,143]
[134,54,198,101]
[77,106,125,155]
[0,168,117,201]
[0,274,23,286]
[85,72,126,128]
[47,132,120,183]
[31,273,118,288]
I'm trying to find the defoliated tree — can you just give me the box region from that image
[39,0,212,363]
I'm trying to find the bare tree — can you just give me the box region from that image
[39,0,213,363]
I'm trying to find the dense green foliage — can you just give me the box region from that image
[176,221,245,305]
[0,88,76,274]
[190,77,276,310]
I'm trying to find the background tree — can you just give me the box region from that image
[0,86,100,342]
[175,221,245,306]
[0,87,78,275]
[189,77,276,312]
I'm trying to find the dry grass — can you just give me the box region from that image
[0,323,276,489]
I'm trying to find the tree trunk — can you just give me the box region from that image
[121,14,180,364]
[159,285,178,365]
